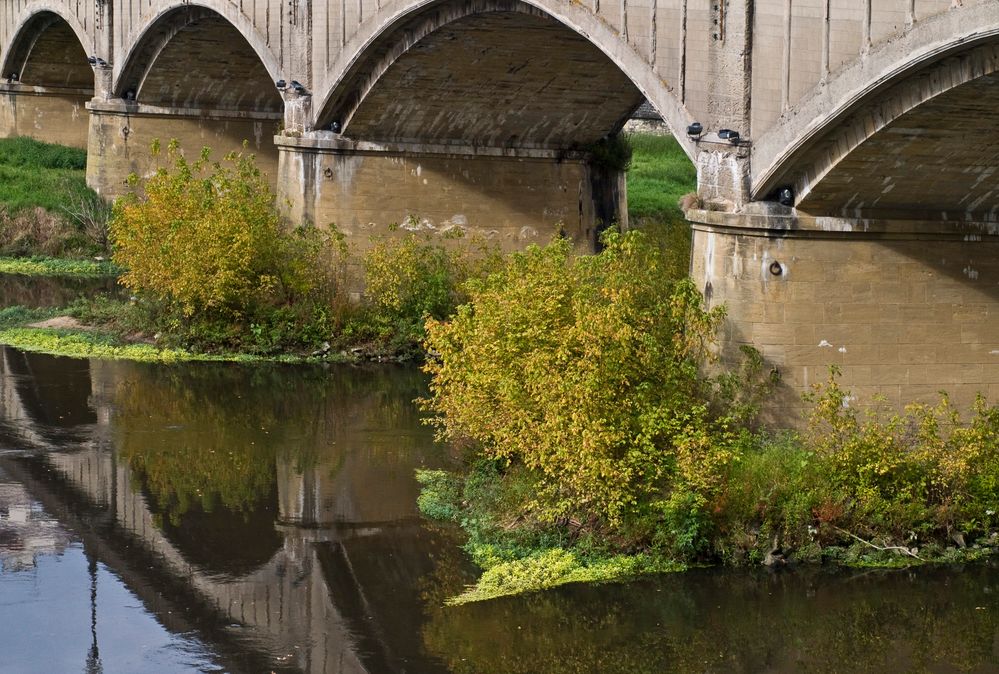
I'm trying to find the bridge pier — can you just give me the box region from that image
[276,135,626,252]
[689,207,999,424]
[0,85,90,149]
[85,101,282,198]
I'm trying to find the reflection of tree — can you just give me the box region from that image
[115,368,287,524]
[421,564,999,673]
[0,275,118,309]
[112,362,439,524]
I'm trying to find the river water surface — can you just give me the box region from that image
[0,277,997,673]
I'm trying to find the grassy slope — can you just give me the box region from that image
[0,137,92,213]
[626,133,697,221]
[624,132,698,276]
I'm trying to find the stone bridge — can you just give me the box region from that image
[4,0,999,416]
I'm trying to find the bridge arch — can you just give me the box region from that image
[752,2,999,217]
[0,6,92,90]
[114,3,282,112]
[314,0,697,157]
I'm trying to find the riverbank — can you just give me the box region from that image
[418,398,999,604]
[0,303,316,362]
[0,256,120,277]
[0,133,693,365]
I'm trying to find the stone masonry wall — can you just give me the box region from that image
[277,141,608,254]
[0,89,90,148]
[691,221,999,426]
[86,106,281,198]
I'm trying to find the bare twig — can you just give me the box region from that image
[62,192,112,252]
[832,525,924,561]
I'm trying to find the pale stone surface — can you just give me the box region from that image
[276,137,621,253]
[690,211,999,425]
[85,103,281,197]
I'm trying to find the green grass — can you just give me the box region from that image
[0,256,120,277]
[622,133,697,271]
[0,305,62,329]
[0,138,91,213]
[0,137,87,170]
[625,133,696,220]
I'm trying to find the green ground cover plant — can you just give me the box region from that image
[0,325,316,363]
[0,256,119,277]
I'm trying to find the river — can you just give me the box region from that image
[0,276,997,673]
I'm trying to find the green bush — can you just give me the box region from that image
[107,141,490,356]
[360,230,502,352]
[586,134,632,172]
[804,369,999,538]
[111,142,307,318]
[710,370,999,563]
[423,231,738,537]
[108,141,362,355]
[712,431,824,563]
[418,234,999,591]
[415,469,464,521]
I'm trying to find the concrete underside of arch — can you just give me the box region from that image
[796,71,999,219]
[276,136,624,253]
[689,207,999,427]
[85,101,281,196]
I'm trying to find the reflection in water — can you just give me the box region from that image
[0,273,119,309]
[0,466,223,674]
[0,345,996,673]
[0,470,71,571]
[0,351,472,673]
[423,565,999,673]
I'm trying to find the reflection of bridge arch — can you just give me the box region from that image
[0,353,465,673]
[15,444,458,673]
[0,347,96,449]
